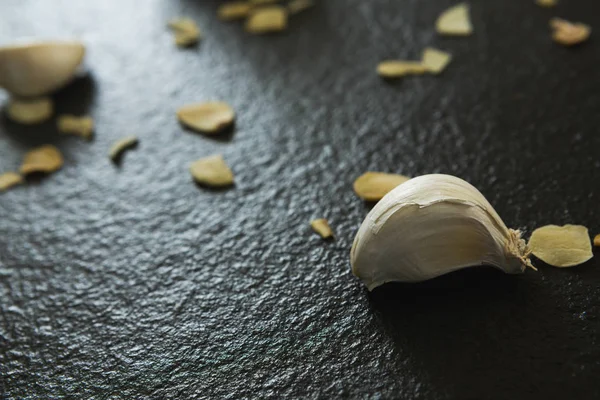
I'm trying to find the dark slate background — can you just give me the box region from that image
[1,0,600,399]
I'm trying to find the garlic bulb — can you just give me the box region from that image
[0,40,85,97]
[351,174,532,290]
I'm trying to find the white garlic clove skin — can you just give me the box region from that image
[351,174,532,290]
[0,40,85,97]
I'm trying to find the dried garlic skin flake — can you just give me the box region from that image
[528,224,593,267]
[594,234,600,247]
[20,145,64,175]
[250,0,279,5]
[177,102,235,134]
[0,172,23,192]
[536,0,557,7]
[168,18,201,47]
[311,219,334,239]
[288,0,314,15]
[57,115,94,140]
[6,97,53,124]
[377,61,427,78]
[353,172,410,201]
[550,18,591,46]
[218,2,253,21]
[109,135,139,162]
[436,3,472,36]
[422,48,452,74]
[246,6,288,34]
[190,155,235,187]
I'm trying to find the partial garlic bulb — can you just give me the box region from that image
[0,40,85,97]
[351,174,533,290]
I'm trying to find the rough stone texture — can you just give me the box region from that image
[1,0,600,399]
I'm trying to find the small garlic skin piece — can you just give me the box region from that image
[351,174,532,290]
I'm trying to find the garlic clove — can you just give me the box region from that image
[0,40,85,98]
[351,174,532,290]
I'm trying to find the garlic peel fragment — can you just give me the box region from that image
[57,115,94,140]
[377,61,427,78]
[353,172,410,201]
[436,3,472,36]
[536,0,557,7]
[0,40,85,97]
[20,145,64,175]
[421,48,452,74]
[351,174,532,290]
[109,135,139,162]
[0,172,23,192]
[288,0,314,15]
[6,97,53,124]
[250,0,279,4]
[218,2,254,21]
[177,102,235,134]
[245,6,288,34]
[311,219,334,239]
[168,19,201,47]
[528,225,592,267]
[190,154,234,187]
[550,18,590,46]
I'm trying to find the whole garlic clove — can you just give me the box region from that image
[351,174,533,290]
[0,40,85,98]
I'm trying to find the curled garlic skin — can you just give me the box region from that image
[351,174,532,290]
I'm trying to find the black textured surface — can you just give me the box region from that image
[1,1,600,399]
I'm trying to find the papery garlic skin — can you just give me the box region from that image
[351,174,531,290]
